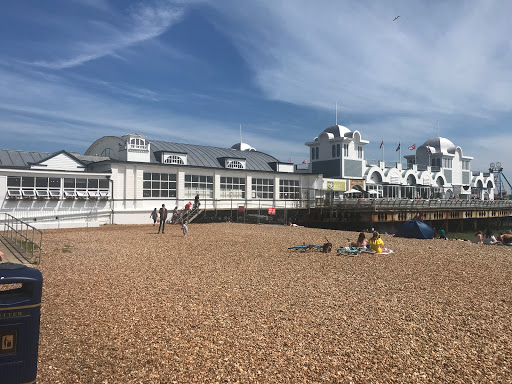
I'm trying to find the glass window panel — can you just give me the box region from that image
[161,190,168,197]
[221,177,226,183]
[152,190,160,197]
[161,182,169,189]
[152,173,160,180]
[169,174,176,181]
[7,176,21,187]
[152,182,160,189]
[76,178,87,189]
[161,174,168,181]
[169,182,176,189]
[207,176,213,183]
[143,190,151,197]
[22,177,35,187]
[36,177,48,187]
[49,178,61,188]
[88,179,99,189]
[64,178,75,188]
[99,179,108,189]
[169,191,176,197]
[143,181,151,189]
[143,173,151,180]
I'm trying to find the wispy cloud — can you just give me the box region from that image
[208,1,512,118]
[30,2,185,69]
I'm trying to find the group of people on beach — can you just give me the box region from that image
[350,231,388,254]
[151,204,188,237]
[473,229,512,245]
[148,194,202,236]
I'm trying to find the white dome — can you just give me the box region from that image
[231,142,256,151]
[322,124,352,138]
[422,137,456,154]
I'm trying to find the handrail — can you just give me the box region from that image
[2,213,43,264]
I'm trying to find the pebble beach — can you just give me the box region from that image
[36,223,511,383]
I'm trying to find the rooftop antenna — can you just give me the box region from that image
[336,102,338,125]
[240,124,242,144]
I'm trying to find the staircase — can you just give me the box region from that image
[180,207,202,223]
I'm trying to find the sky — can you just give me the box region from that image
[1,0,512,174]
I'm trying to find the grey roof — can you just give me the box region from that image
[0,149,52,168]
[0,149,110,168]
[149,140,280,171]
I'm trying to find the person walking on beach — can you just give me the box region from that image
[150,208,158,226]
[181,220,189,237]
[194,193,200,209]
[157,204,168,234]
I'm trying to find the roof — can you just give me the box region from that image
[0,149,110,169]
[422,137,456,154]
[149,140,279,171]
[0,149,52,168]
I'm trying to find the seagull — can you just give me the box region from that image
[393,15,400,21]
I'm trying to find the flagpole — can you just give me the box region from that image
[399,143,401,164]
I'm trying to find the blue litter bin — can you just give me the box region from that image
[0,263,43,384]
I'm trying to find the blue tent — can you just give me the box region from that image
[394,219,435,239]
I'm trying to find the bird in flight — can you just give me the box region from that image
[393,16,400,21]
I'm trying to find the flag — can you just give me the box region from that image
[380,140,384,149]
[408,144,416,150]
[396,143,400,152]
[302,159,307,164]
[288,158,292,162]
[427,147,432,155]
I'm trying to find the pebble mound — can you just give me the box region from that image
[36,223,512,383]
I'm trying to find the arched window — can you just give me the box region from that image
[164,155,184,165]
[227,160,244,169]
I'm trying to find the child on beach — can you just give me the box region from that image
[473,231,483,244]
[368,231,384,253]
[181,221,189,237]
[351,232,368,248]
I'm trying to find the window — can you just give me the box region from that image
[462,160,470,170]
[220,177,246,198]
[279,179,300,199]
[337,144,341,157]
[163,155,185,165]
[357,146,363,159]
[343,144,349,157]
[129,138,146,149]
[311,147,315,160]
[332,145,336,158]
[63,177,109,199]
[184,174,213,198]
[315,147,319,160]
[226,160,244,169]
[442,158,452,168]
[252,178,274,199]
[143,172,177,198]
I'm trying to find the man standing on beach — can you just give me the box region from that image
[157,204,167,234]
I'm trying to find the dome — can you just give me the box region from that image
[322,124,352,138]
[231,142,256,151]
[422,137,456,154]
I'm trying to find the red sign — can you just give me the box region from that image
[238,206,245,213]
[268,207,276,215]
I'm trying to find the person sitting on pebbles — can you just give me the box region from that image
[368,231,384,254]
[351,232,368,248]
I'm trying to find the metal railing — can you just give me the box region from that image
[334,198,512,211]
[2,213,43,264]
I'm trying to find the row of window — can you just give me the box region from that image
[6,176,109,199]
[142,173,300,199]
[311,144,363,160]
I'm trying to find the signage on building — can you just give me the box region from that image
[238,206,244,213]
[268,207,276,215]
[323,180,346,191]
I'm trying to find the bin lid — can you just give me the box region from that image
[0,263,42,281]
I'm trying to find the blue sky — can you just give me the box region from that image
[1,0,512,173]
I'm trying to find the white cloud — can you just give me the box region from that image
[29,2,185,69]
